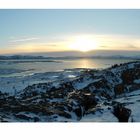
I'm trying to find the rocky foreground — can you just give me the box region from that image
[0,61,140,122]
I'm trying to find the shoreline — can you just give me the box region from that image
[0,61,140,122]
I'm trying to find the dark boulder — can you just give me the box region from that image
[121,70,134,85]
[68,91,97,117]
[114,84,125,95]
[33,117,40,122]
[15,114,31,121]
[81,93,97,111]
[73,106,83,119]
[112,103,131,122]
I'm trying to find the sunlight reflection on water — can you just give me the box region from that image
[0,58,134,77]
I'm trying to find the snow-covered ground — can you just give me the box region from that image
[80,108,118,122]
[0,61,140,122]
[115,89,140,122]
[80,89,140,122]
[0,69,84,94]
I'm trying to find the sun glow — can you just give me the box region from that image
[68,36,98,52]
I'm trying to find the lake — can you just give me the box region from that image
[0,58,135,77]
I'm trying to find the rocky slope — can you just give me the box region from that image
[0,61,140,122]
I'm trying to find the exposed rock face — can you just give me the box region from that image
[0,91,97,121]
[112,102,131,122]
[114,84,125,95]
[121,70,134,85]
[67,91,97,119]
[15,114,32,121]
[0,61,139,122]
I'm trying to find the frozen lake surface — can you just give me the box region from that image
[0,58,134,77]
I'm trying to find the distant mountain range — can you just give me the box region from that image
[2,50,140,58]
[0,54,140,60]
[0,55,46,60]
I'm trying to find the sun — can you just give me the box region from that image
[68,35,98,52]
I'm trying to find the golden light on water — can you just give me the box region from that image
[68,35,98,52]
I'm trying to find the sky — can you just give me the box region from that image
[0,9,140,55]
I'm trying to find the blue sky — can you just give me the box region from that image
[0,9,140,54]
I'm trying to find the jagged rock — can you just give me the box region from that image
[111,64,119,68]
[68,91,97,116]
[81,93,97,111]
[0,61,140,122]
[15,114,31,121]
[121,70,134,85]
[114,84,125,95]
[34,117,40,122]
[52,110,71,119]
[93,79,107,89]
[73,107,83,119]
[112,102,131,122]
